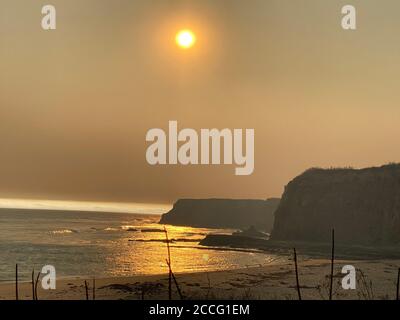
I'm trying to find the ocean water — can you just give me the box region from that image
[0,210,283,283]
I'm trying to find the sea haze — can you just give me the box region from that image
[0,209,284,282]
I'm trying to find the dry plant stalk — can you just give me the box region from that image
[31,269,35,300]
[93,278,96,300]
[34,272,41,300]
[163,226,172,300]
[166,259,184,300]
[329,229,335,300]
[163,226,184,299]
[84,280,89,300]
[396,268,400,301]
[15,264,18,301]
[293,248,302,300]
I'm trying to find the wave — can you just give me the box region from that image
[121,225,139,231]
[104,227,120,231]
[49,229,78,235]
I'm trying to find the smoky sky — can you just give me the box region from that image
[1,0,400,204]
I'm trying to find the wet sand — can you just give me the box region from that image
[1,258,398,300]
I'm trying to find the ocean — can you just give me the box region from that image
[0,210,283,283]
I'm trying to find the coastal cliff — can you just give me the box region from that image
[159,198,280,232]
[271,164,400,244]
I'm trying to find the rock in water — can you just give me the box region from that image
[159,198,280,232]
[271,164,400,245]
[232,226,269,239]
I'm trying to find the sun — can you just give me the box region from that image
[175,30,196,49]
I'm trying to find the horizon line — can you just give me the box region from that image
[0,198,172,215]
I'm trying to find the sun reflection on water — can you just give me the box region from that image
[105,222,283,277]
[0,211,286,281]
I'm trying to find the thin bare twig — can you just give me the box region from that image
[31,269,35,300]
[329,229,335,300]
[163,226,172,300]
[205,272,212,299]
[34,272,41,300]
[93,278,96,300]
[396,268,400,301]
[166,259,184,300]
[15,264,18,301]
[84,280,89,300]
[293,248,302,300]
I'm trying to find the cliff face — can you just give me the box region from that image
[159,198,280,232]
[271,165,400,244]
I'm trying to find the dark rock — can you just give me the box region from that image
[271,164,400,245]
[140,228,165,233]
[233,226,269,239]
[159,198,280,232]
[199,234,269,249]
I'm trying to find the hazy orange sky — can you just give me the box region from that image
[1,0,400,205]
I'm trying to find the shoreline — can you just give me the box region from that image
[1,257,399,300]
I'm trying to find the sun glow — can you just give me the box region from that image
[175,29,196,49]
[0,198,171,214]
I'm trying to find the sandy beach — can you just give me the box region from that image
[1,258,398,300]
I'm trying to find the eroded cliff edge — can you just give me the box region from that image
[159,198,280,232]
[271,164,400,244]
